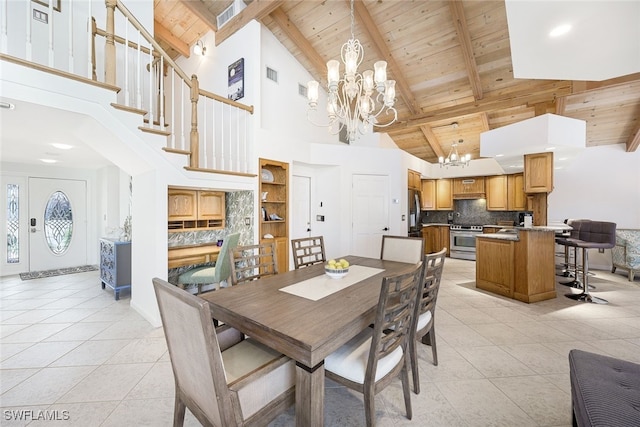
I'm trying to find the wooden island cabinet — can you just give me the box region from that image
[475,228,556,303]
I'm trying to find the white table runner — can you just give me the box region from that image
[279,265,384,301]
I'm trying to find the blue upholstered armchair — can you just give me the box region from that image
[611,229,640,281]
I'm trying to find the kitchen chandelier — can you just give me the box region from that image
[439,139,471,168]
[306,0,397,144]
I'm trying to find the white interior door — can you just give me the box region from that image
[29,178,88,271]
[291,175,311,239]
[351,174,389,258]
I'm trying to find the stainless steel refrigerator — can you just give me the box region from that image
[408,189,422,237]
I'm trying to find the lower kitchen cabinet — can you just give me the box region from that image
[100,238,131,300]
[422,225,450,256]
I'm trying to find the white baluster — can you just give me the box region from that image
[86,17,91,79]
[124,21,129,106]
[0,0,7,53]
[220,104,225,171]
[203,96,207,168]
[170,69,175,148]
[159,55,164,127]
[25,0,31,61]
[68,0,73,73]
[147,46,153,127]
[136,30,141,109]
[211,99,216,169]
[180,80,185,150]
[48,0,53,67]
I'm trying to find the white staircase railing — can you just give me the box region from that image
[0,0,255,177]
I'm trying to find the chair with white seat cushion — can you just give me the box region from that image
[410,247,446,394]
[230,242,278,285]
[380,235,424,264]
[152,277,295,427]
[324,261,424,426]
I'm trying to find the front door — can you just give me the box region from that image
[351,174,389,258]
[29,177,88,271]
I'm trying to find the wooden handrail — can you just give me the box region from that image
[199,88,254,114]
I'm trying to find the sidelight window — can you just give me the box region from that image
[6,184,19,263]
[44,191,73,255]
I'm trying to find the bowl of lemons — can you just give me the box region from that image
[325,258,350,279]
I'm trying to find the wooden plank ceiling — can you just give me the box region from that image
[154,0,640,164]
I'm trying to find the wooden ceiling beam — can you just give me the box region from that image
[154,20,191,58]
[627,120,640,152]
[181,0,219,32]
[215,0,284,46]
[352,0,420,115]
[572,72,640,94]
[419,125,445,159]
[269,8,326,81]
[449,1,483,100]
[384,81,574,134]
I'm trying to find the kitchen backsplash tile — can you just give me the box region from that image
[421,199,525,226]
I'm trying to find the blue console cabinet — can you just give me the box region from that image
[100,238,131,300]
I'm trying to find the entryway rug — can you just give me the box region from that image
[20,265,99,280]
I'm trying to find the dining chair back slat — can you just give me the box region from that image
[291,236,326,269]
[410,247,446,394]
[230,242,278,285]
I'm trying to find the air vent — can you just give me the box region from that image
[266,67,278,83]
[298,83,307,98]
[217,0,246,28]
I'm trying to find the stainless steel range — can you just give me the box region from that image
[450,224,483,260]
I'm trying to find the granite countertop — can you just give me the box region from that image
[476,233,519,241]
[421,223,450,227]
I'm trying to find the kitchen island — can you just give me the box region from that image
[475,227,557,303]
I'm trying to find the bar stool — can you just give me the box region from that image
[557,219,594,289]
[564,221,617,304]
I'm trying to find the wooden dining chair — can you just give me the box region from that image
[410,247,446,394]
[380,235,424,264]
[291,236,326,269]
[230,241,278,285]
[152,277,295,427]
[324,261,425,426]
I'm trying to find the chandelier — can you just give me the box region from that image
[306,0,397,144]
[439,139,471,168]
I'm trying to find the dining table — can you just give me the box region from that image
[200,254,416,427]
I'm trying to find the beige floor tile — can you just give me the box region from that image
[28,401,119,426]
[1,309,64,325]
[105,337,167,364]
[456,345,537,377]
[0,368,38,395]
[100,397,174,427]
[2,323,73,344]
[491,375,572,426]
[90,320,154,340]
[58,363,153,403]
[49,339,130,367]
[501,343,570,375]
[126,362,174,400]
[1,341,82,369]
[0,366,96,407]
[42,321,113,342]
[436,379,537,427]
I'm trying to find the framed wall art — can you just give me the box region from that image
[228,58,244,101]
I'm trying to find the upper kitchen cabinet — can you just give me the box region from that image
[421,179,435,210]
[524,152,553,193]
[486,175,508,210]
[486,173,527,211]
[421,179,453,211]
[408,169,422,190]
[453,177,485,199]
[436,179,453,210]
[168,188,225,231]
[507,173,526,211]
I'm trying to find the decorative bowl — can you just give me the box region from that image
[325,267,349,279]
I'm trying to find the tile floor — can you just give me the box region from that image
[2,259,640,426]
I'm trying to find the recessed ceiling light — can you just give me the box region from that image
[495,154,504,158]
[545,146,556,151]
[0,101,15,109]
[51,143,73,150]
[549,24,571,38]
[40,159,58,163]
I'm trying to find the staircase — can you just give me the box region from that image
[0,0,256,178]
